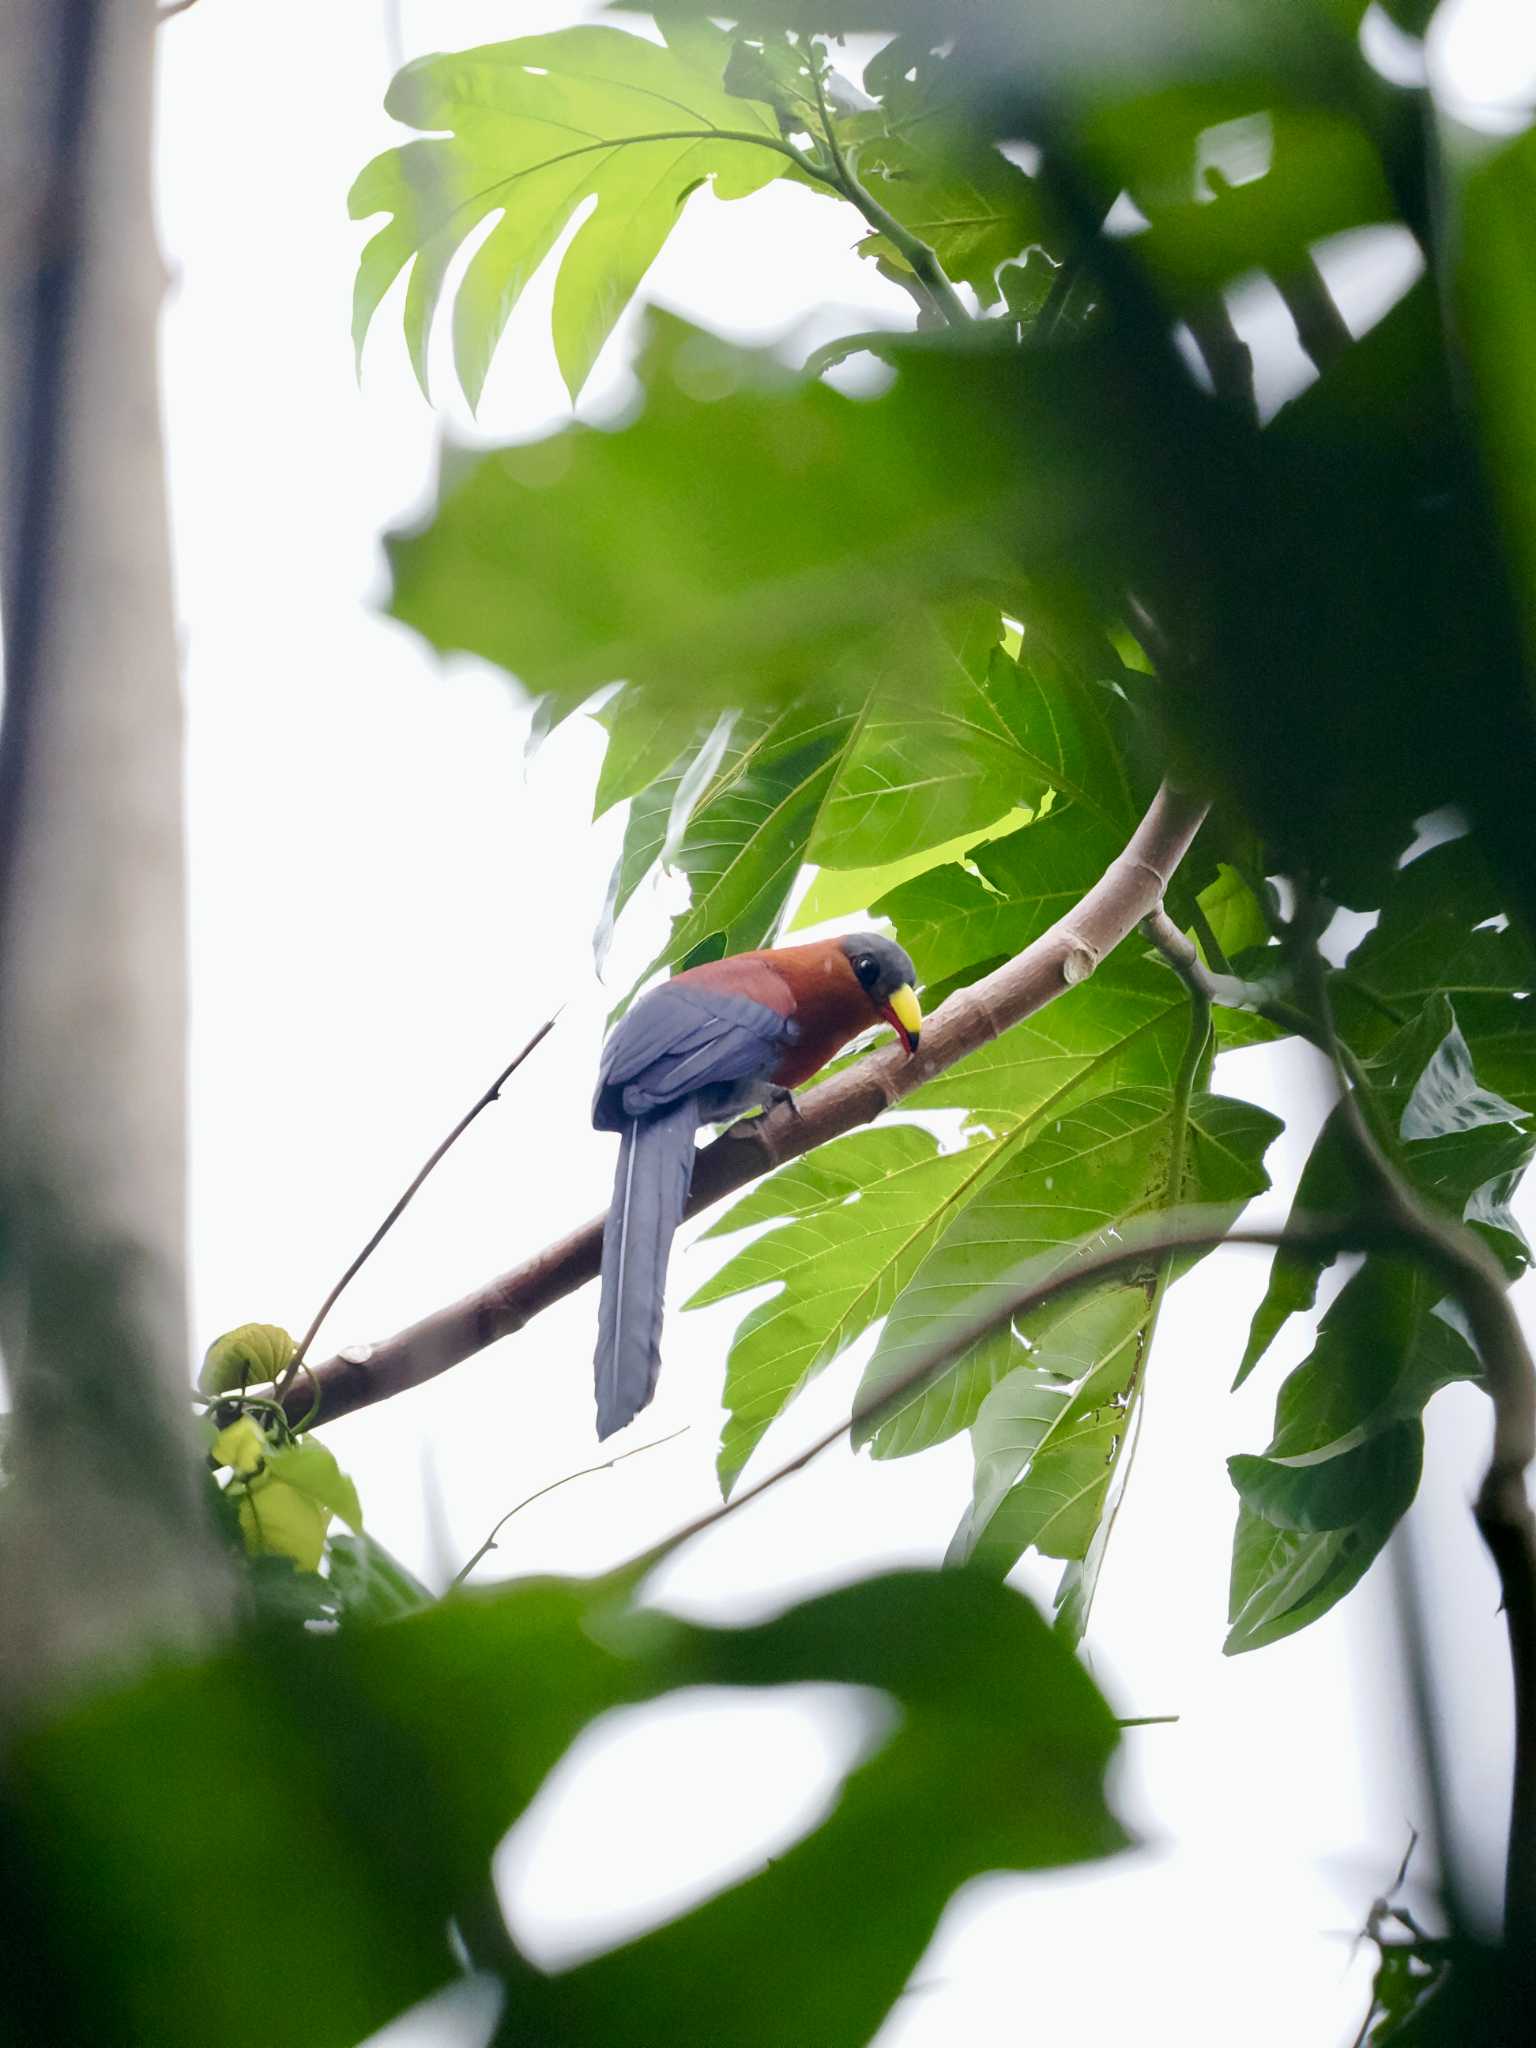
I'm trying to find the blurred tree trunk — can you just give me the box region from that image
[0,0,229,1703]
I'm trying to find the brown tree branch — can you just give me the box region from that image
[268,781,1209,1430]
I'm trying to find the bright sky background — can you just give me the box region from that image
[153,4,1536,2044]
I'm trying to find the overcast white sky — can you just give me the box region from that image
[152,5,1536,2044]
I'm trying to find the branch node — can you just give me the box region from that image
[1059,933,1099,987]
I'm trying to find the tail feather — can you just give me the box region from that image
[594,1097,700,1438]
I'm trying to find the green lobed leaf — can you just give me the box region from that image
[870,803,1129,991]
[948,1287,1152,1573]
[626,696,865,993]
[594,744,693,969]
[810,606,1091,867]
[1337,834,1536,1111]
[788,806,1035,930]
[1225,1259,1480,1654]
[857,1086,1280,1458]
[693,947,1200,1485]
[843,79,1047,308]
[592,690,708,820]
[908,951,1201,1128]
[1225,1424,1422,1655]
[1237,995,1534,1384]
[598,586,1147,987]
[350,20,789,404]
[688,1125,995,1494]
[488,1569,1127,2045]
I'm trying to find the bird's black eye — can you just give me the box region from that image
[853,954,880,990]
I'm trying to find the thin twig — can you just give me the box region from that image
[276,1014,560,1398]
[450,1426,687,1589]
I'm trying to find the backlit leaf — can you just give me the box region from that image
[858,1087,1280,1458]
[1225,1260,1480,1653]
[350,21,789,403]
[689,1125,992,1493]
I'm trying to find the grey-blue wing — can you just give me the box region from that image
[593,985,798,1130]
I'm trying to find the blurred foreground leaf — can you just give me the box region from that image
[4,1568,1125,2048]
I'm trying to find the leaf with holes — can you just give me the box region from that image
[948,1286,1153,1590]
[350,19,790,405]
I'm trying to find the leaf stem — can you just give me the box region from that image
[276,1013,560,1400]
[808,43,969,329]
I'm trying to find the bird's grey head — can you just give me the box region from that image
[838,931,917,1003]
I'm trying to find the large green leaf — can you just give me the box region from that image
[788,806,1036,930]
[592,690,709,821]
[350,20,790,404]
[871,803,1130,990]
[1336,835,1536,1111]
[594,742,695,969]
[810,609,1085,865]
[495,1570,1126,2044]
[1225,1260,1480,1653]
[607,599,1149,991]
[7,1567,1124,2048]
[689,1126,994,1493]
[1226,1424,1423,1656]
[386,311,1139,719]
[857,1087,1280,1459]
[1236,995,1534,1385]
[948,1286,1153,1575]
[911,1088,1277,1633]
[651,698,864,977]
[904,951,1206,1125]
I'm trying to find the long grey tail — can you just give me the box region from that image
[594,1096,701,1439]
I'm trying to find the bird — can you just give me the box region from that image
[592,932,923,1439]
